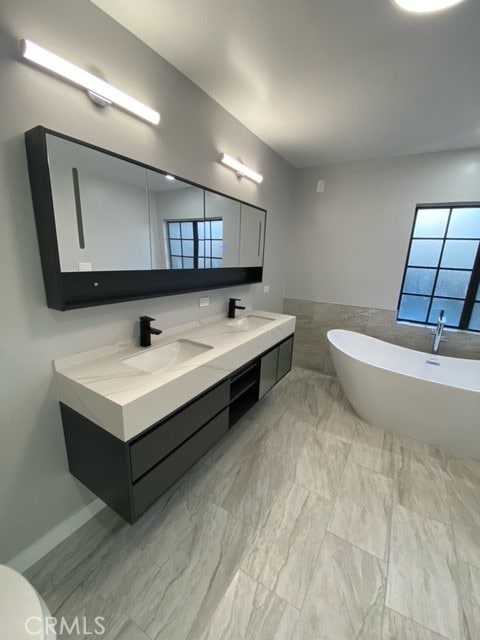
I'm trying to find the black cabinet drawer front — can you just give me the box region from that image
[277,335,294,381]
[132,407,229,518]
[130,380,229,481]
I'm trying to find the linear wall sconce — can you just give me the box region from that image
[393,0,465,12]
[20,39,160,125]
[220,153,263,184]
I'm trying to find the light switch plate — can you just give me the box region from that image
[199,297,210,307]
[264,285,270,293]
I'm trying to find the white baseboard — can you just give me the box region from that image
[7,498,105,574]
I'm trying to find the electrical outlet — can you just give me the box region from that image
[199,297,210,307]
[79,262,92,271]
[263,285,270,293]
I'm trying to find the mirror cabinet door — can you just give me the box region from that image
[204,191,241,268]
[147,171,204,270]
[46,134,151,272]
[240,203,266,267]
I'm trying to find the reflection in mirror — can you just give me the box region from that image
[46,134,151,272]
[204,191,240,268]
[147,171,204,269]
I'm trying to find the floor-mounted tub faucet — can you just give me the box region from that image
[431,309,446,354]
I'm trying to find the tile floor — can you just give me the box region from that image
[27,368,480,640]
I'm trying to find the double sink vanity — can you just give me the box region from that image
[55,310,295,522]
[24,125,294,522]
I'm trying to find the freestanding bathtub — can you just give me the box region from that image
[327,329,480,459]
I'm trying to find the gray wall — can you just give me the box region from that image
[285,149,480,372]
[286,149,480,309]
[0,0,294,562]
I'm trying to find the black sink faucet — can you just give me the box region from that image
[139,316,162,347]
[228,298,246,319]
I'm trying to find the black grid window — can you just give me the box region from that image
[167,219,223,269]
[397,204,480,332]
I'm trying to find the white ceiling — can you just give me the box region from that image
[92,0,480,168]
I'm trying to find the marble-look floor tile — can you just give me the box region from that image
[222,411,308,528]
[260,410,311,466]
[219,453,289,530]
[294,429,350,501]
[102,614,152,640]
[26,507,126,613]
[60,489,253,640]
[382,608,448,639]
[53,593,130,640]
[180,458,236,506]
[349,419,395,478]
[386,504,460,640]
[247,384,288,429]
[220,412,307,529]
[328,462,393,559]
[393,436,450,524]
[126,498,254,640]
[241,481,331,608]
[278,368,340,425]
[52,491,240,638]
[292,533,386,640]
[459,562,480,640]
[393,434,451,471]
[201,413,271,479]
[25,367,480,640]
[447,457,480,569]
[198,570,298,640]
[321,388,358,443]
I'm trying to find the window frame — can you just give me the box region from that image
[166,218,224,269]
[397,202,480,332]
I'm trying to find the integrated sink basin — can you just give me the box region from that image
[226,315,274,331]
[123,339,213,374]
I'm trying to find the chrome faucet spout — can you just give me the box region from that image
[431,309,446,354]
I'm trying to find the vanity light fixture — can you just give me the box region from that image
[220,153,263,184]
[393,0,465,13]
[20,39,160,125]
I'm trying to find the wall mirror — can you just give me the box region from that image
[25,126,266,310]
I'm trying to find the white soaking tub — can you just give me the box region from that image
[327,329,480,459]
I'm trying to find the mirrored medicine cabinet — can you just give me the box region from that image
[25,126,266,310]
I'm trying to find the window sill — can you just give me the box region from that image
[396,320,479,336]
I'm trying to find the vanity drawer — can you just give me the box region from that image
[132,407,229,518]
[129,380,229,481]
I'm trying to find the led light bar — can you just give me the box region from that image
[220,153,263,184]
[20,39,160,125]
[394,0,465,13]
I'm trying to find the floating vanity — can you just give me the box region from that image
[55,311,295,522]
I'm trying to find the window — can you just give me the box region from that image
[397,204,480,332]
[167,219,223,269]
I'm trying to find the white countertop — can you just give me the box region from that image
[54,310,295,442]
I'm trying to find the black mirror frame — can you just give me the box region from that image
[25,126,265,311]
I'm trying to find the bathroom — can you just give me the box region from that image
[1,0,479,638]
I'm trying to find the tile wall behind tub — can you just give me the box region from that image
[283,298,480,375]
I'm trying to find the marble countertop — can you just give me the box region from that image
[54,310,296,442]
